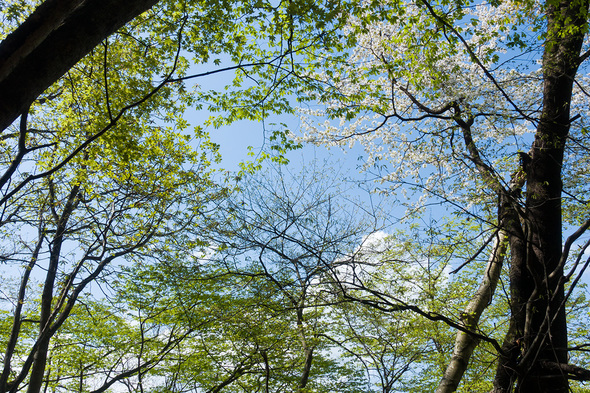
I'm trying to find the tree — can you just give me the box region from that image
[0,0,160,132]
[110,161,377,392]
[8,0,590,392]
[0,1,356,391]
[299,0,590,391]
[0,104,222,393]
[202,161,374,392]
[0,0,351,133]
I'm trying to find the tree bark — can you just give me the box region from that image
[299,347,314,390]
[492,188,530,392]
[518,2,587,391]
[25,185,80,393]
[436,230,507,393]
[493,1,589,392]
[0,0,160,133]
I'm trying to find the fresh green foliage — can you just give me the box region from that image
[3,0,590,392]
[0,1,364,392]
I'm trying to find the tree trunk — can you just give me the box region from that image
[436,231,507,393]
[0,0,160,133]
[25,185,80,393]
[492,188,530,392]
[299,347,314,390]
[493,1,589,392]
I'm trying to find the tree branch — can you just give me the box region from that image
[0,0,160,132]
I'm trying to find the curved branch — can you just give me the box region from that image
[0,15,188,207]
[418,0,536,125]
[0,0,160,132]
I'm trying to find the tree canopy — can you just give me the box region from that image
[300,0,590,391]
[2,0,590,393]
